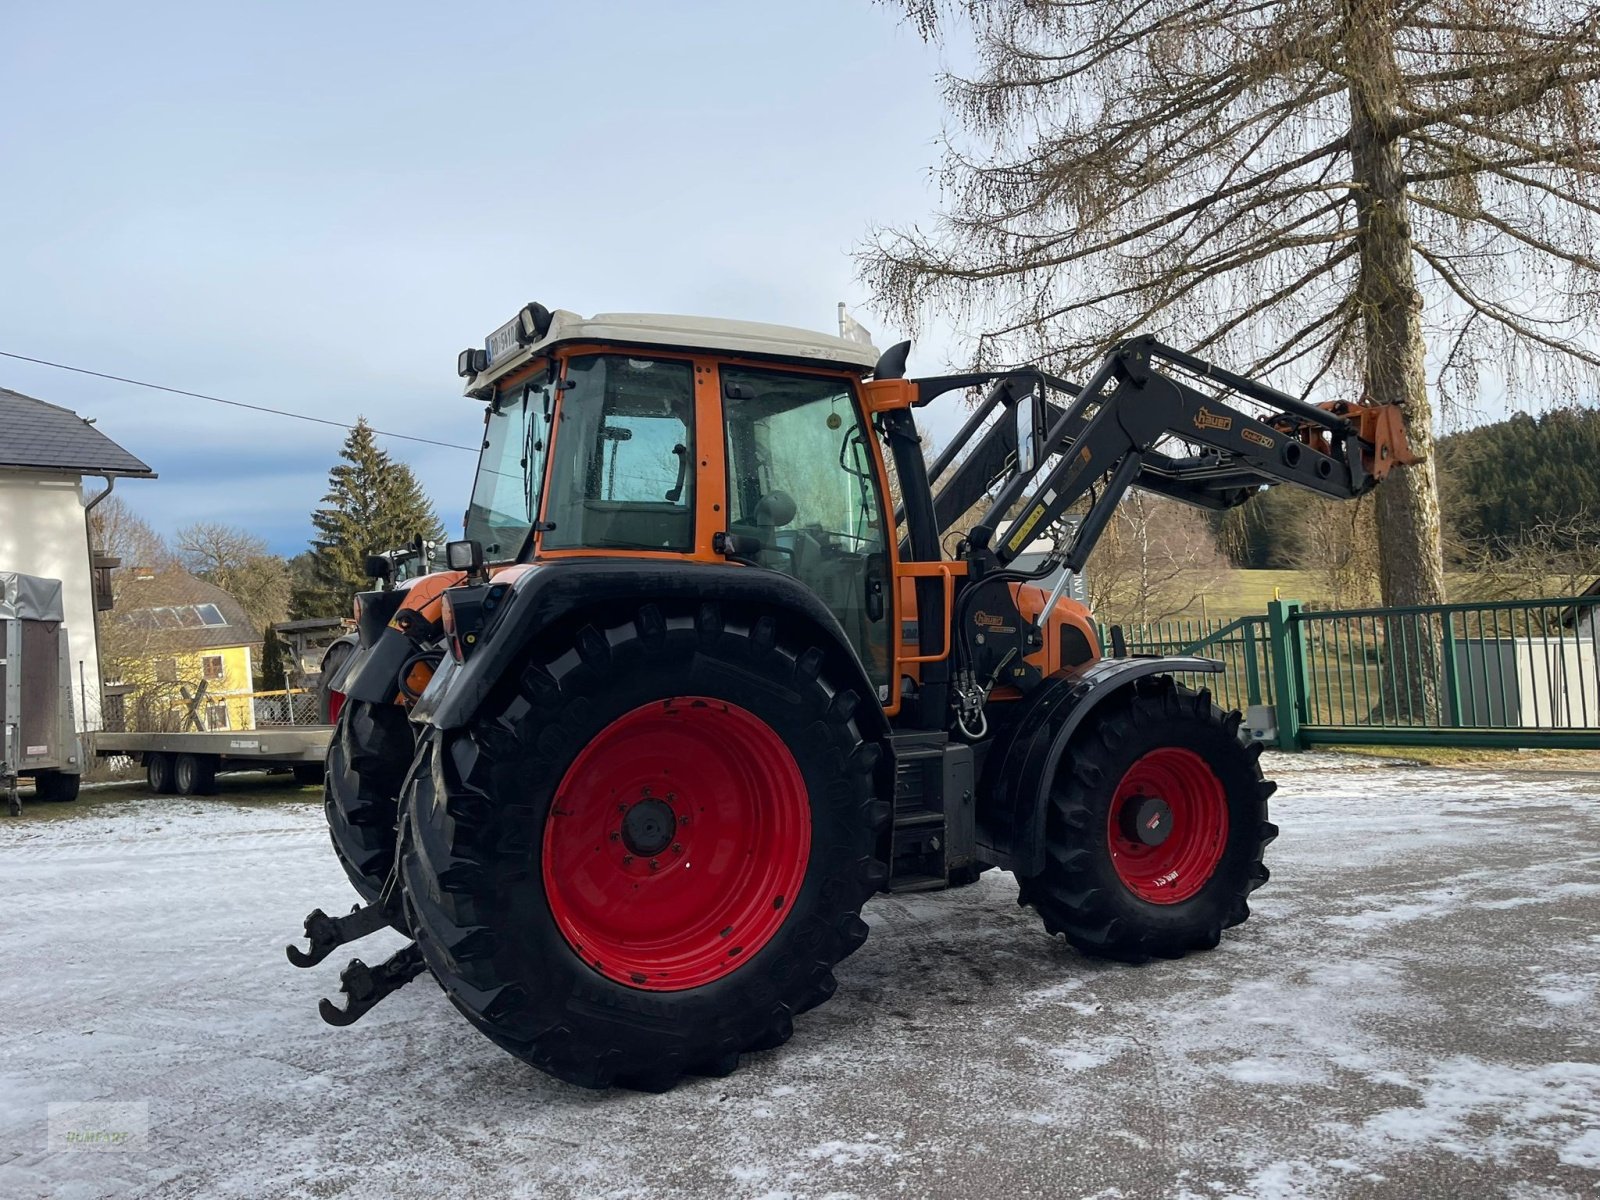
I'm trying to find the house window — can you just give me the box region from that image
[206,702,230,731]
[202,655,225,682]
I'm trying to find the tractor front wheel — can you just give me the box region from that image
[324,699,414,907]
[1018,675,1276,963]
[399,604,887,1090]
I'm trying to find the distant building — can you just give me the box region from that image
[0,386,155,729]
[104,569,261,732]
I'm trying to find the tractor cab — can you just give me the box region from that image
[456,304,895,692]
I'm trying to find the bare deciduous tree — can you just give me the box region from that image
[862,0,1600,631]
[1464,511,1600,598]
[175,521,291,637]
[1086,492,1231,626]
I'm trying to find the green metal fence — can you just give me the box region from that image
[1107,616,1275,716]
[1104,592,1600,751]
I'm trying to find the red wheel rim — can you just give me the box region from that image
[1106,747,1228,904]
[542,696,811,991]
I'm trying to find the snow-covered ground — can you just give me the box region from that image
[2,755,1598,1199]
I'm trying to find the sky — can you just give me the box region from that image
[0,0,968,557]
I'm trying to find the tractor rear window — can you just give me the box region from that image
[542,355,695,552]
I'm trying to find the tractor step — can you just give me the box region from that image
[285,902,391,968]
[885,732,975,893]
[318,942,427,1027]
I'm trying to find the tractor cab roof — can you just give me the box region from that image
[461,306,881,397]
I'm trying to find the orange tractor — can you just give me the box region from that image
[292,305,1415,1090]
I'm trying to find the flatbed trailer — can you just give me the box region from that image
[92,728,331,795]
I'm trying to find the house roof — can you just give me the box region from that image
[110,569,260,651]
[0,386,156,478]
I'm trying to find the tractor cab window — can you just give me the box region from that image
[466,378,552,561]
[543,355,696,553]
[721,367,889,690]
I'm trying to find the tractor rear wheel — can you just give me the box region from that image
[1018,675,1276,963]
[398,603,887,1090]
[324,699,414,907]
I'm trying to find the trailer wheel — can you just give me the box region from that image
[325,699,413,906]
[1017,675,1276,964]
[31,771,80,803]
[173,754,217,796]
[399,603,887,1091]
[146,753,177,795]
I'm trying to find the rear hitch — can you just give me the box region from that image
[286,902,391,968]
[319,943,427,1027]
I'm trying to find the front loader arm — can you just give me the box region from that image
[950,336,1418,573]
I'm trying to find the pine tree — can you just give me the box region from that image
[298,419,448,616]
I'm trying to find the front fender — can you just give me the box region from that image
[977,656,1225,877]
[419,558,887,738]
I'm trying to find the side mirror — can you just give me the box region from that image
[363,554,393,583]
[446,539,484,572]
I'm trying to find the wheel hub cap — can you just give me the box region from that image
[1121,795,1173,847]
[621,796,677,857]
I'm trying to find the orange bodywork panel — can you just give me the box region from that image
[893,570,1100,697]
[1012,584,1101,680]
[860,378,918,414]
[390,570,469,629]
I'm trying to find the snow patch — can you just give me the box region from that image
[1361,1057,1600,1165]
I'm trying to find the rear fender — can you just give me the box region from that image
[414,558,888,742]
[977,656,1225,877]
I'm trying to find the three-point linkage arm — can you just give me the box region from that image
[908,335,1417,575]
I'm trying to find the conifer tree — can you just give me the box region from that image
[298,419,447,616]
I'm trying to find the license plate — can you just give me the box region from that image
[486,318,522,365]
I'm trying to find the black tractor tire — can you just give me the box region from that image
[146,753,177,795]
[325,699,415,907]
[1017,675,1276,964]
[31,771,81,803]
[398,602,888,1091]
[172,753,217,796]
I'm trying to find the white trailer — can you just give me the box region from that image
[91,727,332,796]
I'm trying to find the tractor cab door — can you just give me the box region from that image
[720,366,892,696]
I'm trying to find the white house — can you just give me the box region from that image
[0,386,155,730]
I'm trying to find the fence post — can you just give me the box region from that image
[1267,599,1304,751]
[1441,614,1463,727]
[1243,621,1263,708]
